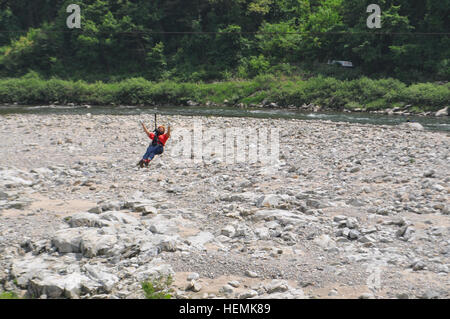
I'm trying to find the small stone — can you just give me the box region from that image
[350,167,360,173]
[348,230,360,240]
[187,273,200,281]
[265,280,289,294]
[158,240,178,252]
[221,225,236,238]
[411,260,426,271]
[219,284,234,294]
[346,218,358,229]
[88,206,103,214]
[437,265,448,273]
[391,217,406,226]
[333,215,348,223]
[141,206,158,216]
[358,235,375,243]
[423,170,435,178]
[187,280,202,292]
[328,289,338,296]
[314,234,336,250]
[238,290,258,299]
[396,226,415,241]
[245,270,259,278]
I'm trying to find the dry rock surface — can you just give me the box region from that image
[0,113,449,299]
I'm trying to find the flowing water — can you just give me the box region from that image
[1,104,449,132]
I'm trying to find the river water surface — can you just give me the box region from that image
[1,105,449,132]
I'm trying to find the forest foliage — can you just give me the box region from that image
[0,0,448,82]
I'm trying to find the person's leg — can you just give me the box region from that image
[144,145,164,166]
[155,145,164,155]
[143,145,156,161]
[138,146,151,168]
[146,150,157,161]
[143,146,158,166]
[139,145,154,168]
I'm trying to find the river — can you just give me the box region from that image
[1,104,449,132]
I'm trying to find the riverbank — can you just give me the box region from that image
[0,75,448,116]
[0,114,449,299]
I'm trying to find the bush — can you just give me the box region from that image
[141,275,174,299]
[0,291,19,299]
[0,75,447,112]
[397,83,450,109]
[238,55,270,78]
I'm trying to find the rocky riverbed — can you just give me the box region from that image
[0,113,449,299]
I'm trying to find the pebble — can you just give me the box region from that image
[219,284,234,294]
[245,270,259,278]
[187,273,200,281]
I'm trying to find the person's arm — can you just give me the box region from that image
[166,125,171,139]
[141,122,151,137]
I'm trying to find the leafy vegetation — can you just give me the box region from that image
[141,275,174,299]
[0,0,448,82]
[1,73,448,111]
[0,291,20,299]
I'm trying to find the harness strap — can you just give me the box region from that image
[151,130,164,146]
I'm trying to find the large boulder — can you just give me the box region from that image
[400,122,424,131]
[99,211,140,225]
[28,272,91,299]
[51,228,84,254]
[252,210,317,226]
[0,168,36,188]
[134,258,174,282]
[435,107,448,117]
[79,229,118,258]
[314,234,337,251]
[52,227,119,258]
[11,255,52,288]
[11,253,95,299]
[83,264,119,293]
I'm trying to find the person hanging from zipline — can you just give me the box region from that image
[138,120,171,168]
